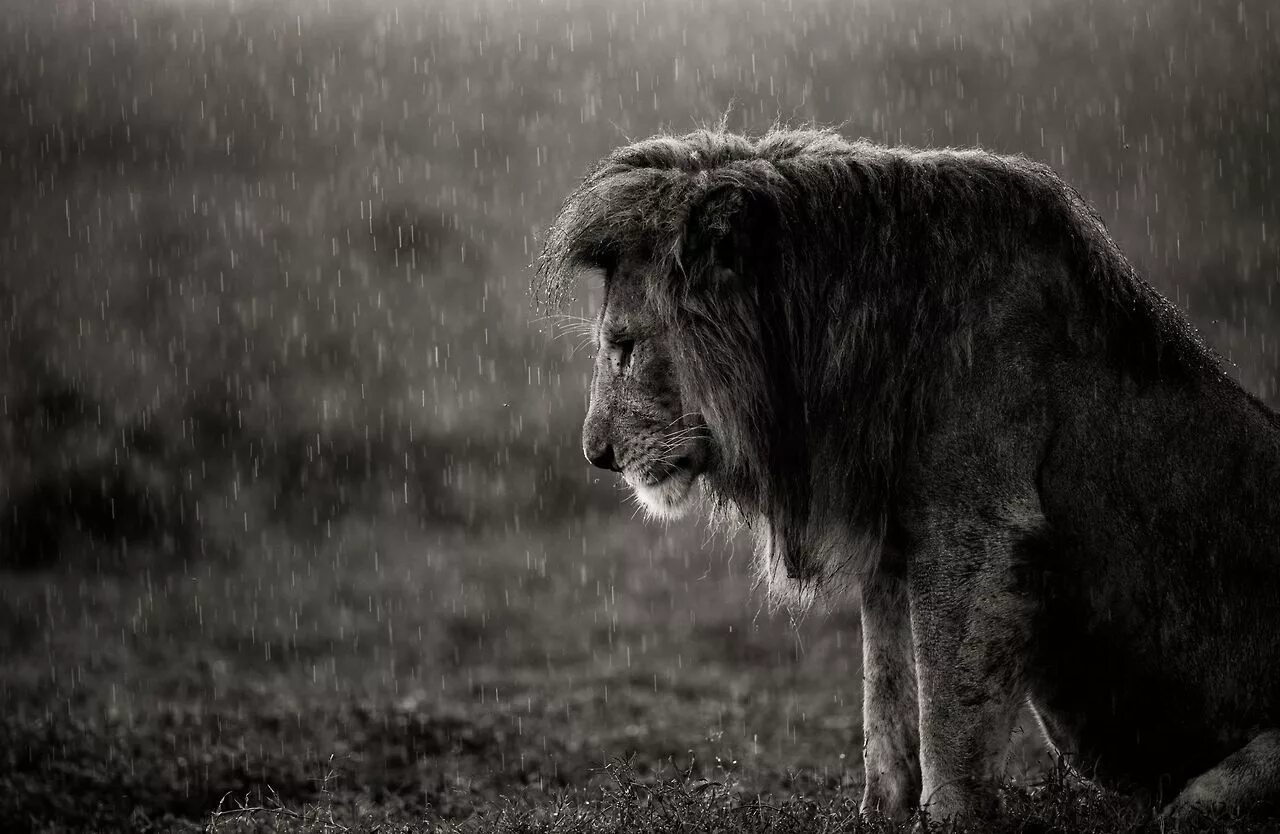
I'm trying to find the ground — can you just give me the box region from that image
[0,514,889,831]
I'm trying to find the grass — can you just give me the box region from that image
[0,513,880,831]
[196,758,1276,834]
[9,511,1271,833]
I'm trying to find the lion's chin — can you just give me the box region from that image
[627,468,698,520]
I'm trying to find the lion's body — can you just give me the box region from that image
[1014,358,1280,793]
[901,277,1280,802]
[536,128,1280,823]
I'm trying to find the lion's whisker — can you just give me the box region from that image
[530,312,595,327]
[660,432,711,445]
[657,432,711,449]
[660,424,710,438]
[659,412,703,430]
[549,324,598,345]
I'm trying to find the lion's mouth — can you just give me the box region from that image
[626,455,694,487]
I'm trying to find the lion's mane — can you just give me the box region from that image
[535,128,1214,595]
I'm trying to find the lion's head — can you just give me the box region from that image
[535,127,1204,596]
[536,129,878,592]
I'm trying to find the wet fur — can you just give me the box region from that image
[536,127,1280,823]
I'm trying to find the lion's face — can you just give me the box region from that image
[581,264,711,519]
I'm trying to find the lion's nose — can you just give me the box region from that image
[584,442,621,472]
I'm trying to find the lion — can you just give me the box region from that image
[534,127,1280,826]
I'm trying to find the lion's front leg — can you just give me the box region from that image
[908,517,1037,825]
[860,561,921,821]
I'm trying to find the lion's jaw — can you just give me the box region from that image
[624,458,701,520]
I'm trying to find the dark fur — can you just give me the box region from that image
[536,127,1214,588]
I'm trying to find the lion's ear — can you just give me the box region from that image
[682,185,755,286]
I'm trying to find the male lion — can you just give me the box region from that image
[534,128,1280,825]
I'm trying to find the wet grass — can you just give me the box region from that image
[196,758,1275,834]
[0,514,880,831]
[7,512,1269,833]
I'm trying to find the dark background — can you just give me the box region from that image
[0,0,1276,829]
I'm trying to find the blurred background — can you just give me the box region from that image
[0,0,1276,829]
